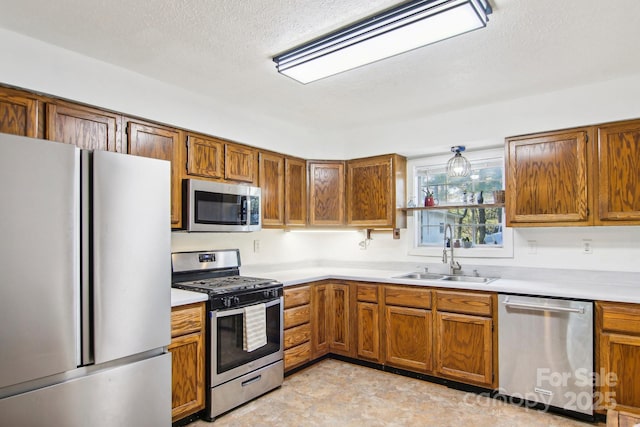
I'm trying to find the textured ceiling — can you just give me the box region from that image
[1,0,640,152]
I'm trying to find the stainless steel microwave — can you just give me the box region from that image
[184,179,261,232]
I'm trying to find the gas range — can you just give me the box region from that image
[171,249,283,310]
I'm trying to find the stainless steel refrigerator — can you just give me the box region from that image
[0,134,172,426]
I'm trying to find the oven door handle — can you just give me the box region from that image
[214,297,281,318]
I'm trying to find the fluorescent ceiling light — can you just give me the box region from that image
[273,0,492,84]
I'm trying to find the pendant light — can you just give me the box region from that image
[446,146,471,177]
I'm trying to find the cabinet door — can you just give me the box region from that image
[259,152,285,226]
[357,301,380,362]
[385,305,432,372]
[599,333,640,411]
[127,121,182,227]
[435,312,493,386]
[285,157,307,226]
[328,283,351,354]
[308,161,345,226]
[225,143,257,184]
[596,121,640,224]
[311,284,329,358]
[347,155,394,227]
[0,87,39,137]
[168,331,205,422]
[46,101,121,152]
[185,133,223,179]
[506,130,591,226]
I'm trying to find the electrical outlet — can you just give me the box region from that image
[253,239,260,253]
[582,239,593,254]
[527,240,537,255]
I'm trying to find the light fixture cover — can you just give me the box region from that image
[446,146,471,177]
[273,0,492,84]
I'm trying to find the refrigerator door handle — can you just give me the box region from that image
[80,150,94,366]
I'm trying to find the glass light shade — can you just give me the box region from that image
[447,152,471,177]
[274,0,491,84]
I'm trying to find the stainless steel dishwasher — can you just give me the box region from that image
[498,295,594,416]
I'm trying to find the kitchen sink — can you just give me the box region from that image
[394,272,497,284]
[440,275,496,283]
[393,272,445,280]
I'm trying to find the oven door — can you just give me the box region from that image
[211,297,283,386]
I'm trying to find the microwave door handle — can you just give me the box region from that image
[241,196,248,225]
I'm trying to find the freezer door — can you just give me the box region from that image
[90,150,171,364]
[0,353,171,426]
[0,135,80,389]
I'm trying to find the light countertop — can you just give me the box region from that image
[171,288,208,307]
[239,266,640,304]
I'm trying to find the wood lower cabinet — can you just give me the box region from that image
[327,282,351,355]
[284,285,312,371]
[46,101,122,152]
[597,301,640,412]
[285,157,307,226]
[311,283,330,359]
[0,86,39,137]
[356,284,381,362]
[169,302,206,423]
[506,128,592,226]
[126,119,183,228]
[346,154,406,229]
[308,161,345,226]
[185,133,223,179]
[259,152,285,227]
[596,120,640,224]
[434,290,495,387]
[383,285,433,373]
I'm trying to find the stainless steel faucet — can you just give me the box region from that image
[443,224,462,275]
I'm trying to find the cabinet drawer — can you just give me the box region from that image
[357,284,379,303]
[284,286,311,309]
[284,323,311,350]
[284,341,311,370]
[171,303,204,338]
[599,302,640,335]
[284,304,310,329]
[385,286,431,309]
[436,291,493,317]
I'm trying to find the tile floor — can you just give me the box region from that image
[188,359,601,427]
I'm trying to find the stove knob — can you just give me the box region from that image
[270,289,278,298]
[233,296,240,305]
[222,297,232,308]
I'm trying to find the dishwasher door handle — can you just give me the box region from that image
[502,298,585,314]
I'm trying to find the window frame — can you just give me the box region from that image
[407,147,514,259]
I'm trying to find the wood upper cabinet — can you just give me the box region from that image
[285,157,307,226]
[346,154,406,229]
[185,133,223,179]
[46,101,122,152]
[596,120,640,224]
[259,152,285,227]
[506,129,592,226]
[0,86,40,137]
[225,142,257,184]
[126,120,183,228]
[169,302,206,422]
[434,291,495,387]
[596,301,640,412]
[383,285,433,373]
[308,161,345,226]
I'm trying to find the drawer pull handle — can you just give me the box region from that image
[242,375,262,387]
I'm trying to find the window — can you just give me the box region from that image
[408,149,512,258]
